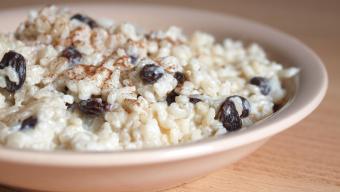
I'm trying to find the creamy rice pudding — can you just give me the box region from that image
[0,6,299,151]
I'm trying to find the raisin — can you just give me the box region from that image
[217,99,242,131]
[61,46,82,65]
[20,116,38,131]
[66,102,76,110]
[249,77,271,95]
[273,103,282,113]
[189,97,201,104]
[227,95,250,118]
[140,64,164,84]
[129,55,138,65]
[78,98,106,116]
[174,72,186,85]
[0,51,26,92]
[166,90,179,105]
[71,14,98,28]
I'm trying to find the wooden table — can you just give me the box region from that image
[0,0,339,191]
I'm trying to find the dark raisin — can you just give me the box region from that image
[249,77,271,95]
[61,46,82,65]
[217,99,242,131]
[140,64,164,84]
[174,72,186,85]
[78,98,106,116]
[227,95,251,118]
[66,102,77,110]
[129,55,138,65]
[166,90,179,105]
[189,97,201,104]
[0,51,26,92]
[71,14,98,28]
[20,116,38,131]
[273,103,282,113]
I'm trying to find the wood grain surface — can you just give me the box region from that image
[0,0,339,192]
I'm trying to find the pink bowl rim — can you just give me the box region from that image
[0,3,328,166]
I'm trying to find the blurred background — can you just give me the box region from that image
[0,1,339,191]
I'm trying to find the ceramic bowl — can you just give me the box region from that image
[0,3,327,192]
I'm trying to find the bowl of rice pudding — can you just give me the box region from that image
[0,3,327,192]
